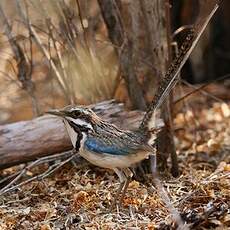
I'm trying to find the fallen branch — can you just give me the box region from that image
[0,150,75,195]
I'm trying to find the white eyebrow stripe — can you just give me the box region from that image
[70,108,80,112]
[69,107,91,114]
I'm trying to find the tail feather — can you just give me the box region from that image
[139,3,219,131]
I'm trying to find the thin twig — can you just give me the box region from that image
[75,0,90,51]
[176,171,230,206]
[150,157,188,230]
[0,171,21,188]
[0,1,40,116]
[15,0,70,103]
[0,151,74,196]
[174,74,230,104]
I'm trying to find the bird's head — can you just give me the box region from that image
[47,105,100,148]
[47,105,101,131]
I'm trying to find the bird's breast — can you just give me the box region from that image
[79,146,151,169]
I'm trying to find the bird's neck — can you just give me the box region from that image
[63,120,87,151]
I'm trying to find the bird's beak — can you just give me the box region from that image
[46,109,67,117]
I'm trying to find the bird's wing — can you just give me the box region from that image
[84,135,142,156]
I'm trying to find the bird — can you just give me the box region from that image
[47,105,156,206]
[47,11,215,206]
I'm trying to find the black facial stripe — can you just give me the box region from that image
[68,120,91,133]
[75,133,82,151]
[67,120,83,151]
[67,120,93,151]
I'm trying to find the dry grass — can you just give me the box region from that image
[0,0,118,124]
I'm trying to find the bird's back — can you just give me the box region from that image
[86,120,151,155]
[80,120,153,169]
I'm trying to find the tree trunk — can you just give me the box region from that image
[97,0,147,110]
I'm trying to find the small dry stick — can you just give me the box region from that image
[150,156,189,230]
[174,77,229,105]
[0,150,75,196]
[0,2,40,116]
[15,0,70,102]
[177,171,230,206]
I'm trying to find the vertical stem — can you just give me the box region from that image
[158,0,179,176]
[97,0,146,110]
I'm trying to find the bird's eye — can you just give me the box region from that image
[71,111,80,118]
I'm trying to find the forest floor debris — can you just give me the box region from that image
[0,100,229,230]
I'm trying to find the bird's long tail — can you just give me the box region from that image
[139,3,219,132]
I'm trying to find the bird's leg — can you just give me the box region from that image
[150,154,157,177]
[110,168,126,209]
[119,168,133,204]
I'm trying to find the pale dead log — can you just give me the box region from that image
[0,100,145,169]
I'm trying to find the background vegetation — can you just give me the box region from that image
[0,0,229,229]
